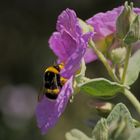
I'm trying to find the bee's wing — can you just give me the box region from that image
[38,87,45,102]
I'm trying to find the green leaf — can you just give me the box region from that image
[128,128,140,140]
[107,103,134,128]
[107,103,135,139]
[92,118,108,140]
[79,78,124,98]
[66,104,136,140]
[125,49,140,85]
[65,129,93,140]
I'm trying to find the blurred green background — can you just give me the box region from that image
[0,0,140,140]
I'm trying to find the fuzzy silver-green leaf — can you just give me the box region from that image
[125,49,140,85]
[79,78,125,97]
[65,129,93,140]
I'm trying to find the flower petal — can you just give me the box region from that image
[57,8,82,38]
[49,8,94,77]
[35,76,73,134]
[85,6,140,63]
[49,31,77,62]
[61,38,86,78]
[84,48,97,63]
[49,32,67,61]
[86,6,123,40]
[87,6,140,40]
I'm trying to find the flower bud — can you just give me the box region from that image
[110,47,127,64]
[125,15,140,44]
[95,102,113,113]
[116,2,136,39]
[116,2,140,44]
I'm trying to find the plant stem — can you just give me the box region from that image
[121,46,132,83]
[123,89,140,115]
[89,40,119,82]
[133,119,140,127]
[89,40,140,115]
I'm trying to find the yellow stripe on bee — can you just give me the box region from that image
[47,89,60,94]
[60,77,67,85]
[45,67,59,74]
[59,63,64,70]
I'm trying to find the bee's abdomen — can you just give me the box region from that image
[45,92,58,99]
[44,71,62,89]
[44,88,60,100]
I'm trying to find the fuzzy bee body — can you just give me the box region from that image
[38,63,66,101]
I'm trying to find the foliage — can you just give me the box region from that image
[66,103,140,140]
[79,78,125,97]
[64,2,140,140]
[35,1,140,140]
[125,49,140,85]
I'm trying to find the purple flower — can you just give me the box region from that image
[49,9,93,77]
[87,6,123,40]
[86,6,140,62]
[36,76,73,134]
[87,6,140,40]
[36,9,91,135]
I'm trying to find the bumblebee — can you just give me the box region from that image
[38,63,67,101]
